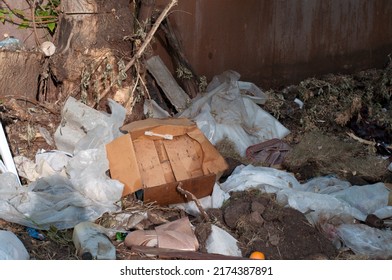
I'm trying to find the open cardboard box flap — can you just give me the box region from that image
[106,118,228,205]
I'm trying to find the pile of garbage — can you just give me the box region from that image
[0,69,391,260]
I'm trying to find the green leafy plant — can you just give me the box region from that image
[0,0,60,35]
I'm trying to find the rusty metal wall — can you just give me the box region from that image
[155,0,392,88]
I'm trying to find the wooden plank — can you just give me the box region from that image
[146,55,190,112]
[130,245,248,260]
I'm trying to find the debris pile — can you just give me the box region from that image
[1,0,392,261]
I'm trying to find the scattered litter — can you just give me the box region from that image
[0,230,30,260]
[106,118,228,205]
[293,98,304,109]
[179,70,290,157]
[205,224,242,257]
[39,41,56,57]
[336,224,392,259]
[14,150,72,182]
[0,147,123,230]
[246,138,291,166]
[26,227,45,240]
[38,126,55,147]
[0,35,23,51]
[54,96,126,155]
[170,182,229,217]
[249,251,266,260]
[220,164,392,258]
[0,121,21,185]
[124,217,199,251]
[73,221,116,260]
[144,99,171,118]
[144,130,173,140]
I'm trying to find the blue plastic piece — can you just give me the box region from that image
[26,227,45,240]
[0,37,23,50]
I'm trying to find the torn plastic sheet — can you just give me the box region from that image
[220,164,392,258]
[178,71,290,157]
[54,97,126,155]
[336,224,392,259]
[0,147,124,230]
[14,150,72,182]
[205,224,242,257]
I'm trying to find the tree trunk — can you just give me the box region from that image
[50,0,144,120]
[0,51,44,100]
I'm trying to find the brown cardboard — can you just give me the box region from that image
[106,118,228,205]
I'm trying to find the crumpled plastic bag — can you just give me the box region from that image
[179,70,290,157]
[0,148,123,230]
[14,150,72,182]
[0,98,127,230]
[54,97,126,155]
[336,224,392,259]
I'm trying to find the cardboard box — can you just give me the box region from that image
[106,118,228,205]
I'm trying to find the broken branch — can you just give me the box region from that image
[98,0,178,103]
[346,131,392,149]
[176,182,210,222]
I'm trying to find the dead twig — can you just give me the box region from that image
[98,0,178,103]
[176,182,210,222]
[346,131,392,149]
[15,97,59,115]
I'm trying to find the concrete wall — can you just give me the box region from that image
[155,0,392,88]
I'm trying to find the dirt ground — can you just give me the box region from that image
[1,62,392,260]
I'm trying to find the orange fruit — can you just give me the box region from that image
[249,251,265,260]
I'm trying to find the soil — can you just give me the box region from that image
[1,62,392,260]
[195,190,338,260]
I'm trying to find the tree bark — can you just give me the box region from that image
[50,0,138,113]
[0,51,44,100]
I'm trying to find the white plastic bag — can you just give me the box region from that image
[221,165,302,193]
[54,97,126,154]
[331,183,389,215]
[336,224,392,259]
[299,176,351,194]
[179,71,289,157]
[0,230,29,260]
[14,150,72,182]
[0,148,123,230]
